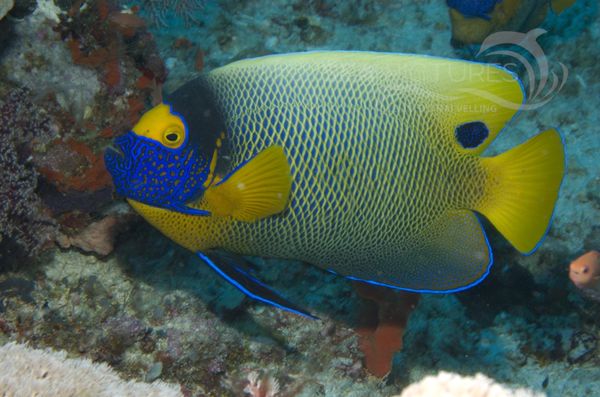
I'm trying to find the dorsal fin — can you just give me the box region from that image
[217,51,525,155]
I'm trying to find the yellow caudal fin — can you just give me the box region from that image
[203,146,291,221]
[478,129,565,253]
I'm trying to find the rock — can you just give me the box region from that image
[0,0,14,21]
[145,361,163,382]
[57,215,132,256]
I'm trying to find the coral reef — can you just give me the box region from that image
[0,342,182,396]
[0,0,169,263]
[395,371,544,397]
[0,87,57,262]
[0,225,396,396]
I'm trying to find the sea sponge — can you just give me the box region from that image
[354,283,419,378]
[0,342,182,397]
[396,371,545,397]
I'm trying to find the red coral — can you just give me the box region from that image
[99,127,116,138]
[108,12,147,38]
[135,74,153,90]
[172,37,193,49]
[37,138,112,192]
[354,283,419,378]
[104,58,122,88]
[63,0,166,91]
[127,96,146,125]
[195,49,205,71]
[96,0,112,21]
[67,38,122,89]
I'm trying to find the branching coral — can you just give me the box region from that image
[0,87,57,263]
[243,371,280,397]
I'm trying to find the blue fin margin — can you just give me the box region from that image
[170,202,211,216]
[197,252,318,319]
[345,214,495,294]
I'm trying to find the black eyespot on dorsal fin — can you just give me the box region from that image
[455,121,489,149]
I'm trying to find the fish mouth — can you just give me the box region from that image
[104,134,134,198]
[105,143,124,158]
[104,133,133,178]
[104,132,135,165]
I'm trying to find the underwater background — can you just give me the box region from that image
[0,0,598,396]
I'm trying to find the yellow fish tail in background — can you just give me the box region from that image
[479,129,564,253]
[551,0,578,14]
[105,52,566,317]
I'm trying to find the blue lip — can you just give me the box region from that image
[104,142,126,171]
[105,132,135,165]
[105,145,124,159]
[104,133,135,197]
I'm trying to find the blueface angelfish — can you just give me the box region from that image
[105,52,565,318]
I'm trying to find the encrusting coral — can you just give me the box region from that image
[0,87,57,262]
[396,371,545,397]
[0,342,183,397]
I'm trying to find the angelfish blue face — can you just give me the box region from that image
[104,104,212,216]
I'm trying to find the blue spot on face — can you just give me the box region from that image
[455,121,489,149]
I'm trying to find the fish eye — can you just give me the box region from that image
[162,126,184,148]
[166,132,179,142]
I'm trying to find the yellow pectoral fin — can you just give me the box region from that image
[203,145,292,222]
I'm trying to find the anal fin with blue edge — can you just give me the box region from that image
[197,251,318,319]
[346,210,492,293]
